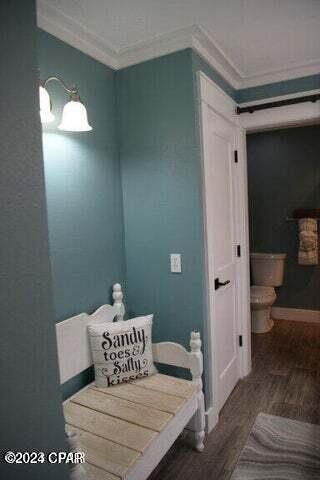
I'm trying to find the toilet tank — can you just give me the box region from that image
[250,253,286,287]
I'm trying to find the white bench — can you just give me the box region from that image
[56,284,205,480]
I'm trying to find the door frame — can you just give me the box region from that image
[197,72,251,432]
[197,71,320,433]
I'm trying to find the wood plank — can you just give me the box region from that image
[72,386,172,432]
[91,383,186,415]
[284,368,318,406]
[66,424,137,478]
[85,462,121,480]
[132,374,196,400]
[64,402,156,453]
[270,403,320,425]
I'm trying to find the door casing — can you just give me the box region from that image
[198,72,251,433]
[198,71,320,433]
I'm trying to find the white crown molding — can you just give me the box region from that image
[37,0,320,90]
[191,25,242,89]
[116,25,195,70]
[240,61,320,89]
[116,24,243,89]
[37,0,119,69]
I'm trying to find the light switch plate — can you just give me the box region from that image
[170,254,182,273]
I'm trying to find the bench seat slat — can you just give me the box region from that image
[132,373,196,399]
[65,374,200,479]
[64,402,156,453]
[71,387,172,432]
[66,425,137,478]
[91,382,185,415]
[85,462,121,480]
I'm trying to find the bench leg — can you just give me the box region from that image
[184,391,205,452]
[66,430,87,480]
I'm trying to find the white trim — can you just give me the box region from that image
[36,1,320,89]
[197,72,251,433]
[197,75,216,432]
[205,407,219,433]
[239,100,320,133]
[116,25,194,70]
[37,0,119,69]
[238,89,320,108]
[197,77,217,432]
[191,25,242,89]
[236,128,252,377]
[240,61,320,89]
[238,91,320,132]
[193,25,244,79]
[116,23,242,90]
[198,71,238,123]
[272,307,320,324]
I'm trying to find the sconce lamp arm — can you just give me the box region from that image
[42,76,79,99]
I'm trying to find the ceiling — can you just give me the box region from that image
[37,0,320,89]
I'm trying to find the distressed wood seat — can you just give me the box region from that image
[56,284,205,480]
[64,374,198,479]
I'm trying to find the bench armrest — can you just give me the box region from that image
[152,331,203,390]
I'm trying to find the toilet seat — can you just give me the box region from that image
[250,286,276,304]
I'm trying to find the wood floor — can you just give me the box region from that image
[149,319,320,480]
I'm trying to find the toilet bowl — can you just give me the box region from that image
[250,286,276,333]
[250,253,286,334]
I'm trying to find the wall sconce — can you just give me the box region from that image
[39,76,92,132]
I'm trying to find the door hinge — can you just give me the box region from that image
[237,245,241,257]
[239,335,243,347]
[234,150,238,163]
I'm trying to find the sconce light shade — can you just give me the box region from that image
[39,85,55,123]
[58,99,92,132]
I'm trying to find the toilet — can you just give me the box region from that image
[250,253,286,333]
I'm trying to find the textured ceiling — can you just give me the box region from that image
[38,0,320,82]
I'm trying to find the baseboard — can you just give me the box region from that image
[205,407,219,433]
[272,307,320,324]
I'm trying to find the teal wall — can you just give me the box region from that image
[247,125,320,310]
[116,49,239,397]
[237,74,320,103]
[37,30,126,398]
[117,50,206,355]
[38,30,126,323]
[0,3,68,478]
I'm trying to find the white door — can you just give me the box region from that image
[202,104,240,414]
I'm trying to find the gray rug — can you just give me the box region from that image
[231,413,320,479]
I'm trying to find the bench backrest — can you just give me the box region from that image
[55,283,203,390]
[55,284,124,384]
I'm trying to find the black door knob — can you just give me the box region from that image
[215,278,231,290]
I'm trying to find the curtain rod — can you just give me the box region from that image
[236,93,320,115]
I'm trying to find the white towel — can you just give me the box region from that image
[298,218,318,265]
